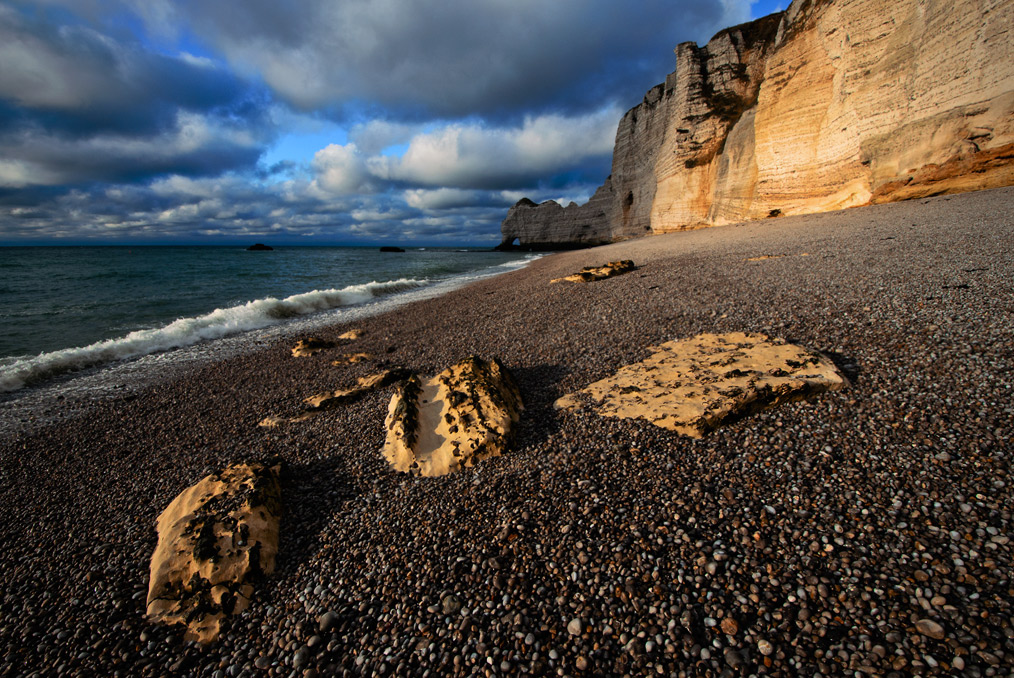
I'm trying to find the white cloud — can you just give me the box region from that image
[403,188,478,210]
[350,206,412,222]
[0,159,60,188]
[139,0,751,116]
[369,106,621,189]
[0,110,264,187]
[310,143,372,195]
[348,120,423,155]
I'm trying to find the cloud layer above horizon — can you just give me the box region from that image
[0,0,761,244]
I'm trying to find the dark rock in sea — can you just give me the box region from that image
[379,246,406,253]
[246,243,273,251]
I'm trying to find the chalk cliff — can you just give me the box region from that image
[500,0,1014,248]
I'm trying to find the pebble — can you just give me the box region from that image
[915,619,945,640]
[441,594,461,615]
[567,618,583,636]
[292,647,310,669]
[725,650,743,668]
[318,611,339,633]
[720,617,738,635]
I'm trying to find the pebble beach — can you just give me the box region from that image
[2,186,1013,677]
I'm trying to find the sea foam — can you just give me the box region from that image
[0,278,426,393]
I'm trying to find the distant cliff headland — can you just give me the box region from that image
[500,0,1014,249]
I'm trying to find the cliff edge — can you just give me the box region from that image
[500,0,1014,248]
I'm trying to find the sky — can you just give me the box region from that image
[0,0,785,246]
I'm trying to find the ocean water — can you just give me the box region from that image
[0,246,536,394]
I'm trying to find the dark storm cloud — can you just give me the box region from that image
[0,3,271,187]
[164,0,746,119]
[0,7,246,135]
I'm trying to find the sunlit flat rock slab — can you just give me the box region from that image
[555,332,846,438]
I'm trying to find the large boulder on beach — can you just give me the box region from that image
[146,462,282,644]
[383,357,523,477]
[556,332,845,437]
[291,330,363,357]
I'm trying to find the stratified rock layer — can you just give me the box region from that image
[383,357,523,477]
[551,260,636,283]
[555,332,845,437]
[146,462,282,643]
[501,0,1014,247]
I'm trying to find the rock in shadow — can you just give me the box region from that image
[274,456,356,574]
[821,350,861,386]
[504,363,570,450]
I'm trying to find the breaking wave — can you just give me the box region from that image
[496,253,544,269]
[0,278,427,393]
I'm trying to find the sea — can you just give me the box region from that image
[0,246,538,398]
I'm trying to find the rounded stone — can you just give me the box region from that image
[318,611,339,633]
[567,618,583,636]
[293,647,311,669]
[725,650,744,668]
[915,619,945,640]
[441,594,462,615]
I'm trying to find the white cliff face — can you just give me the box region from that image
[500,0,1014,248]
